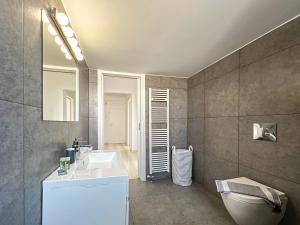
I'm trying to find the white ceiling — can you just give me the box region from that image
[62,0,300,77]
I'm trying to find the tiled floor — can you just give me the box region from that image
[104,143,139,179]
[129,179,236,225]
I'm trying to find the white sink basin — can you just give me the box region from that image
[79,151,117,170]
[89,151,116,162]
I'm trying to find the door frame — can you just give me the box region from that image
[127,96,132,149]
[97,70,146,181]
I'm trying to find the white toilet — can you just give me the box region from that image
[220,177,288,225]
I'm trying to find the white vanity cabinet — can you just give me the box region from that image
[42,151,129,225]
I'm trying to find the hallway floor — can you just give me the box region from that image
[129,179,236,225]
[104,143,139,179]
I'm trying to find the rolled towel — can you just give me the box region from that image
[216,180,282,212]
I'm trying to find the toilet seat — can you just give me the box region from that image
[222,177,285,205]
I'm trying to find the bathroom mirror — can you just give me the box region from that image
[42,10,79,121]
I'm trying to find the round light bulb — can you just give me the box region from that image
[60,45,68,53]
[56,12,69,26]
[62,26,74,38]
[42,10,50,23]
[65,53,72,60]
[75,52,84,61]
[72,46,81,54]
[67,37,78,47]
[54,36,63,45]
[48,24,57,36]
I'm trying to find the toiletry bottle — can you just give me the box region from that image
[72,138,80,159]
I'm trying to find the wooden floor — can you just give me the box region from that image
[104,143,139,179]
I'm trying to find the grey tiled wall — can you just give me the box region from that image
[145,75,188,179]
[187,16,300,224]
[0,1,89,225]
[88,69,98,149]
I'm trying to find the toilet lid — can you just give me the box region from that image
[223,177,285,204]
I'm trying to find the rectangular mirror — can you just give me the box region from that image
[42,10,79,121]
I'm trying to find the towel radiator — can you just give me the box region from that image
[149,88,170,175]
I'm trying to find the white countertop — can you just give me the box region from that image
[43,150,128,183]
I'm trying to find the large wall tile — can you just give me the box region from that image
[24,0,43,107]
[89,69,97,83]
[0,100,24,225]
[187,118,204,152]
[170,88,187,119]
[193,151,204,184]
[204,155,238,193]
[88,68,98,149]
[145,75,161,88]
[160,76,187,89]
[171,77,188,90]
[0,0,23,104]
[240,17,300,66]
[205,70,239,117]
[89,82,98,118]
[170,118,187,149]
[68,117,89,145]
[79,68,89,118]
[204,52,239,81]
[89,117,98,149]
[239,115,300,184]
[240,166,300,224]
[24,106,68,225]
[146,75,187,89]
[188,70,205,89]
[240,45,300,116]
[205,117,238,163]
[188,83,204,118]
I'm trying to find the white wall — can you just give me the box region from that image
[104,94,128,144]
[103,76,138,150]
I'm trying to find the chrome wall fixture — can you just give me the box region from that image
[42,7,84,62]
[253,123,277,142]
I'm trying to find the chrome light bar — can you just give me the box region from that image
[42,7,84,62]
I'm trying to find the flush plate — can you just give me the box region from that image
[253,123,277,142]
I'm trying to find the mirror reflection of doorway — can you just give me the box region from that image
[103,75,139,179]
[63,90,76,121]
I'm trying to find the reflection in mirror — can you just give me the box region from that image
[42,10,79,121]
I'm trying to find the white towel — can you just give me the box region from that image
[216,180,282,212]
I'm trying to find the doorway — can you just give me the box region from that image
[98,71,146,180]
[103,93,139,179]
[104,93,129,144]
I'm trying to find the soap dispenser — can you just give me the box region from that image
[72,138,80,153]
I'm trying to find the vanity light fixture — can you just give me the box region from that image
[48,24,57,36]
[55,36,63,46]
[42,8,84,61]
[62,26,74,38]
[65,53,72,60]
[60,45,68,54]
[56,12,69,26]
[67,37,78,47]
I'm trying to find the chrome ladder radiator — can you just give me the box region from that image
[148,88,170,177]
